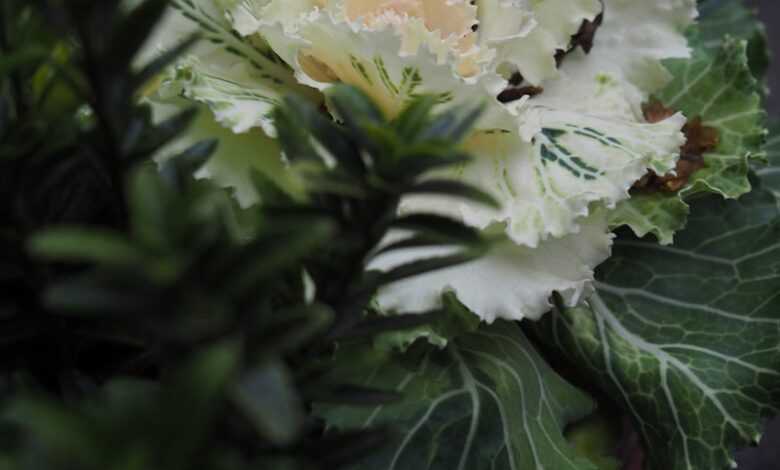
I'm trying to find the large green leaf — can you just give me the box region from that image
[662,37,765,199]
[697,0,770,79]
[319,321,599,470]
[533,186,780,470]
[612,6,766,244]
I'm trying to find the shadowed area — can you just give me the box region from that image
[737,2,779,470]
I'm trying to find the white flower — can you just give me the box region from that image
[150,0,697,321]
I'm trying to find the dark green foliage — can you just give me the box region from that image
[1,0,195,395]
[0,1,494,468]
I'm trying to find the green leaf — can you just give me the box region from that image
[373,292,481,351]
[392,95,438,142]
[363,250,485,294]
[327,85,386,128]
[28,228,144,266]
[565,415,621,470]
[609,193,690,245]
[154,341,241,465]
[276,93,363,173]
[697,0,770,79]
[221,218,334,297]
[417,102,485,144]
[666,38,765,199]
[388,214,481,245]
[231,360,305,447]
[533,187,780,470]
[318,321,598,470]
[405,179,500,209]
[6,399,101,462]
[0,47,49,78]
[612,31,766,244]
[110,0,169,68]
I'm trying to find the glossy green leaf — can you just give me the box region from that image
[319,321,599,470]
[534,186,780,470]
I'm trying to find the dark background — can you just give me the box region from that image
[734,2,778,469]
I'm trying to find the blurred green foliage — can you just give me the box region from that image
[0,1,495,468]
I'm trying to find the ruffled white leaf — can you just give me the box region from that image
[474,0,536,43]
[148,101,301,207]
[532,0,698,118]
[401,110,685,247]
[231,1,508,122]
[370,211,613,322]
[159,55,289,136]
[478,0,602,85]
[151,1,319,135]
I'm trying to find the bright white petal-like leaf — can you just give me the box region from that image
[531,0,696,120]
[370,212,612,322]
[159,56,284,136]
[233,1,507,124]
[149,102,300,206]
[154,1,320,135]
[346,0,690,248]
[482,0,601,85]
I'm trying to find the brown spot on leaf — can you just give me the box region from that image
[641,100,676,124]
[653,155,706,193]
[497,85,544,103]
[554,49,567,67]
[633,103,717,193]
[681,117,720,159]
[570,12,604,54]
[509,1,605,97]
[554,4,605,68]
[508,72,524,86]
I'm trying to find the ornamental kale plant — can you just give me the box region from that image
[147,0,759,322]
[2,0,780,470]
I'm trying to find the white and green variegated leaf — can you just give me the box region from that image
[319,321,599,470]
[532,187,780,470]
[401,112,684,250]
[612,34,766,244]
[478,0,602,85]
[367,0,694,322]
[157,0,320,136]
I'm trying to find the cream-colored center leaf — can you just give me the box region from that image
[345,0,477,43]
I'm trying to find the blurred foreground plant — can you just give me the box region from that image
[0,1,495,468]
